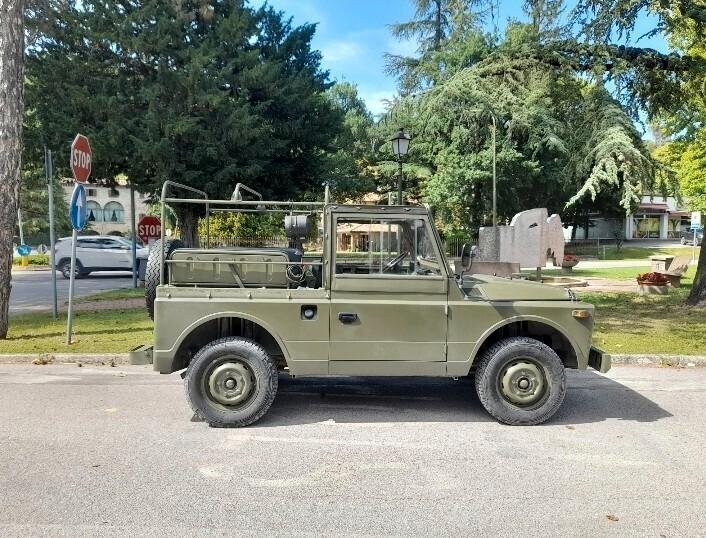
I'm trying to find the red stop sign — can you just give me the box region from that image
[138,216,161,243]
[70,134,92,183]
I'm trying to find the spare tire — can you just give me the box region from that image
[145,238,183,320]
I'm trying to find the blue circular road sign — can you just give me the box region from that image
[16,244,31,256]
[70,183,87,231]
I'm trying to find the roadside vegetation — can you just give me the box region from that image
[0,308,151,354]
[74,288,144,303]
[11,254,49,266]
[583,289,706,356]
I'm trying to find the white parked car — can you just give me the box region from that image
[54,235,149,279]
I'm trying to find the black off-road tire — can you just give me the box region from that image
[144,238,183,319]
[184,337,278,427]
[474,337,566,426]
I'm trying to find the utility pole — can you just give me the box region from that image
[16,208,24,245]
[45,148,58,318]
[130,181,138,288]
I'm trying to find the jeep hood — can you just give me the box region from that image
[461,274,571,301]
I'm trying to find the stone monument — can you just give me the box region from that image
[477,208,564,269]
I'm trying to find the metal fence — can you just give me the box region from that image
[188,235,622,259]
[203,235,290,248]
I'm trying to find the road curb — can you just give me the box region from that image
[1,353,705,367]
[611,354,706,367]
[0,353,129,366]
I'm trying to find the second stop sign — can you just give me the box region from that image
[138,216,161,243]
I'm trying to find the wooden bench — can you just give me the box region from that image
[656,255,691,288]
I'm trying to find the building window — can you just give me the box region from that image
[87,188,97,197]
[86,200,102,223]
[108,187,120,198]
[103,201,125,223]
[632,214,661,239]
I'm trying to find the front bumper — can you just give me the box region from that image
[588,346,611,373]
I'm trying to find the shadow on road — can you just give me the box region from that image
[254,370,671,427]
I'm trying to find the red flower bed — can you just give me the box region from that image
[636,272,669,285]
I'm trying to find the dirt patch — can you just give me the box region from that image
[580,277,638,293]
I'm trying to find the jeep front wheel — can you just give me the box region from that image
[184,337,278,427]
[474,337,566,425]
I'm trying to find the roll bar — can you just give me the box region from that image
[157,181,331,286]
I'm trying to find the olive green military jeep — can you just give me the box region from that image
[138,181,610,427]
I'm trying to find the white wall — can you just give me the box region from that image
[61,182,149,236]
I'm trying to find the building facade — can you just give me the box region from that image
[569,195,692,241]
[61,181,150,237]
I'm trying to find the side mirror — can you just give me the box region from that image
[460,243,473,269]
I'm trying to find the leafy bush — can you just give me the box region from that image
[12,254,50,266]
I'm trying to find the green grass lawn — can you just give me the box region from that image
[598,246,700,261]
[0,308,152,354]
[74,287,145,303]
[581,288,706,355]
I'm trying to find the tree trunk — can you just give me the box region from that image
[686,242,706,306]
[175,206,200,248]
[0,0,24,339]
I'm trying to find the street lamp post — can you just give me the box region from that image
[390,128,411,205]
[491,114,497,228]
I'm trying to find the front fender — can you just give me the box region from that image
[467,314,589,371]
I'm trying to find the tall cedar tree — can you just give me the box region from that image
[24,1,342,245]
[572,0,706,305]
[0,0,25,338]
[380,2,668,234]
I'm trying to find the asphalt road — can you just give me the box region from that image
[9,270,135,315]
[0,364,704,536]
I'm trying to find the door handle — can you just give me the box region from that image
[338,312,358,324]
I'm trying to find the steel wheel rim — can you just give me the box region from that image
[499,359,548,407]
[206,359,256,407]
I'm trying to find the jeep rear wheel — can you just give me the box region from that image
[474,337,566,425]
[184,337,278,427]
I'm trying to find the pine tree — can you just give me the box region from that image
[24,0,341,246]
[385,0,489,93]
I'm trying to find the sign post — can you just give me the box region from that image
[66,184,87,344]
[691,211,702,263]
[66,134,92,344]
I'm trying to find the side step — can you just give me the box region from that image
[129,345,153,365]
